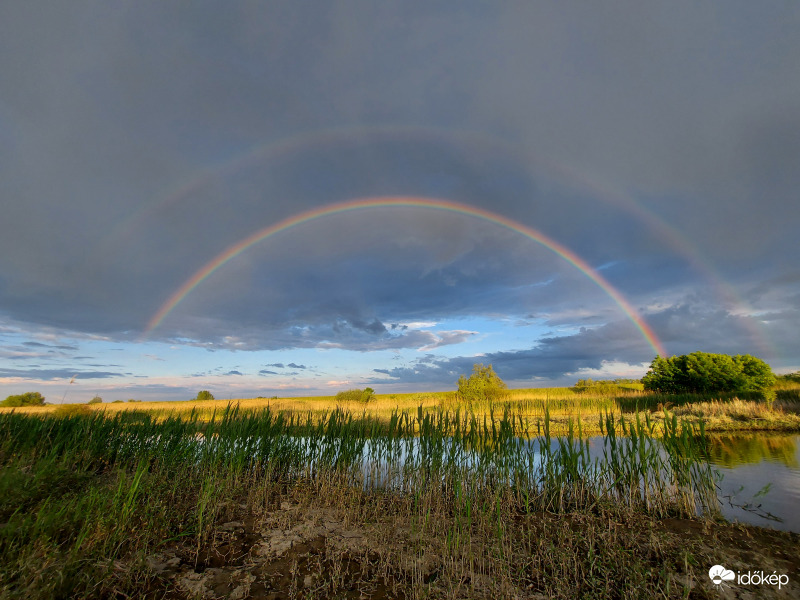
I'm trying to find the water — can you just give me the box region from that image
[188,428,800,532]
[359,432,800,532]
[704,433,800,532]
[577,432,800,532]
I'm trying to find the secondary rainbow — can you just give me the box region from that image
[144,196,667,357]
[114,123,770,357]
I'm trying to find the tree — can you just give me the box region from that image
[1,392,45,407]
[88,396,103,404]
[457,363,508,402]
[642,352,775,394]
[195,390,215,401]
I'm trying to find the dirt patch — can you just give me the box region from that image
[139,493,799,599]
[144,502,406,600]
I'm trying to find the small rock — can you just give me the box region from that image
[145,555,168,573]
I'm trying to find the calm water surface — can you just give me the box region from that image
[354,432,800,532]
[704,433,800,532]
[562,433,800,532]
[202,430,800,532]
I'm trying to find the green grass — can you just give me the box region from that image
[2,384,799,597]
[0,404,729,598]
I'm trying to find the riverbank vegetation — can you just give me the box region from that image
[1,405,798,599]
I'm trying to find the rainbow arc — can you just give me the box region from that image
[144,196,667,358]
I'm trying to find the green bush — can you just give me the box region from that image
[334,387,375,403]
[54,404,93,417]
[642,352,775,394]
[457,364,508,403]
[572,379,624,394]
[194,390,215,401]
[777,371,800,383]
[88,396,103,405]
[1,392,45,407]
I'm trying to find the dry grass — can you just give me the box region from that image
[667,398,800,431]
[2,414,796,599]
[3,385,799,435]
[1,402,798,598]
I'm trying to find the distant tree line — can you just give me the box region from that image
[573,378,641,392]
[335,388,375,403]
[776,372,800,383]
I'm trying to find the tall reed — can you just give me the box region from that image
[0,403,720,598]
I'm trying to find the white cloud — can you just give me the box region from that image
[567,361,652,380]
[418,330,477,351]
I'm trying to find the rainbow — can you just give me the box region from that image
[144,196,667,358]
[112,124,771,357]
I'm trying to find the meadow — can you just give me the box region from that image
[9,382,799,435]
[1,385,799,598]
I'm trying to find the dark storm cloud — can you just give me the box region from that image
[0,368,123,380]
[369,320,655,387]
[0,2,798,381]
[650,303,800,365]
[369,297,794,387]
[144,206,632,351]
[315,326,475,353]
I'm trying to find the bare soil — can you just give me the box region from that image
[135,491,799,600]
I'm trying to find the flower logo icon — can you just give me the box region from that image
[709,565,735,586]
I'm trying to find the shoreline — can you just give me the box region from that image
[1,404,798,598]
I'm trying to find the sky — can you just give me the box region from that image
[1,2,799,403]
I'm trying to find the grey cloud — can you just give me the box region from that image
[0,3,797,390]
[418,331,477,351]
[0,368,123,380]
[22,341,78,350]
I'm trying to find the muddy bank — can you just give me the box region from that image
[137,488,799,599]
